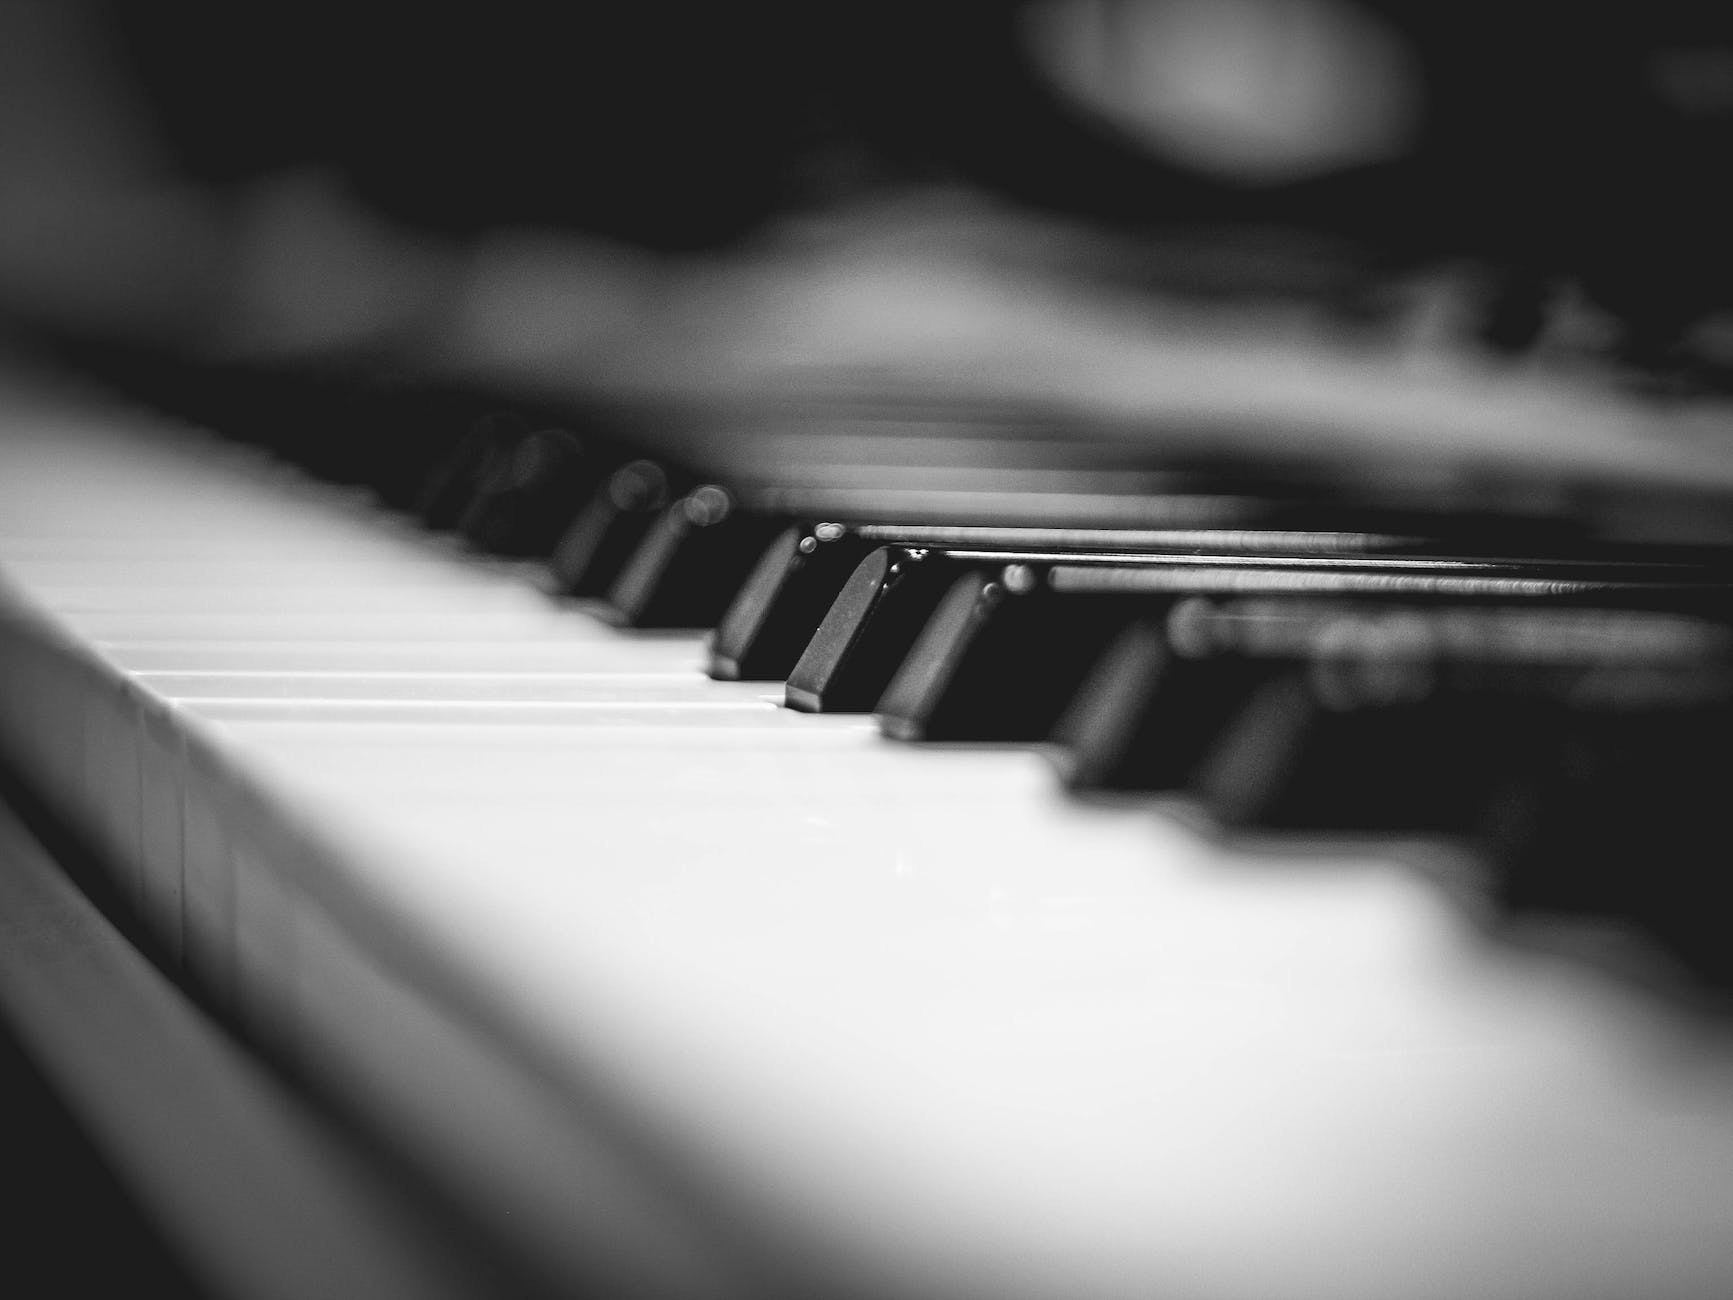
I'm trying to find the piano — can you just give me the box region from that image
[6,4,1733,1297]
[7,319,1733,1298]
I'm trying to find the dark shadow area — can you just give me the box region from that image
[0,1014,210,1300]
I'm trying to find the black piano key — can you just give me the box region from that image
[1051,552,1733,791]
[414,410,534,531]
[1052,618,1282,794]
[709,524,877,681]
[320,374,476,506]
[1193,674,1526,833]
[454,424,592,558]
[876,564,1136,743]
[600,487,788,628]
[548,458,679,596]
[1474,703,1733,985]
[1476,714,1651,918]
[785,547,970,713]
[1189,603,1733,834]
[873,569,1015,741]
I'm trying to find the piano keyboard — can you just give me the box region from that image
[6,353,1733,1300]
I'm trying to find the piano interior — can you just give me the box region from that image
[6,3,1733,1297]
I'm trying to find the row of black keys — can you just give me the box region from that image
[77,347,1733,990]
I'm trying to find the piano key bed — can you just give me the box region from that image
[5,355,1733,1299]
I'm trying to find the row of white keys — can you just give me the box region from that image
[5,367,1733,1300]
[0,382,786,1295]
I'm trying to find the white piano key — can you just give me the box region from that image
[53,608,610,642]
[137,694,187,965]
[231,830,304,1051]
[19,618,96,827]
[181,769,237,999]
[135,671,775,706]
[280,877,763,1300]
[79,664,145,904]
[186,700,1733,1300]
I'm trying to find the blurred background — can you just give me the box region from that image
[7,0,1733,404]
